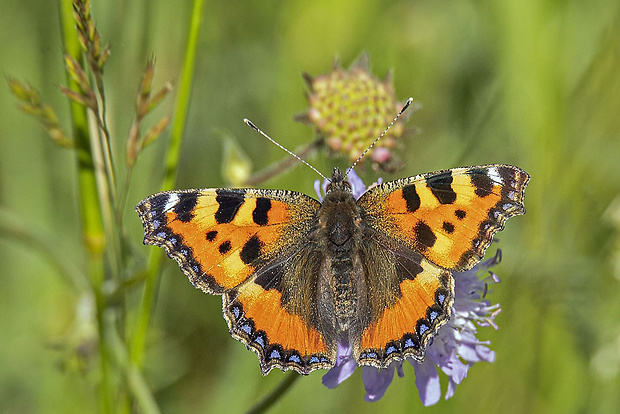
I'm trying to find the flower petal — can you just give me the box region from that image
[362,365,395,402]
[322,342,357,388]
[445,378,457,400]
[314,179,324,201]
[322,359,357,388]
[346,169,367,199]
[412,359,441,407]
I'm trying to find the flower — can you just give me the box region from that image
[411,250,501,405]
[297,53,416,172]
[316,172,503,405]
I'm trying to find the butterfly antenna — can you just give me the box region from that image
[243,119,327,181]
[345,97,414,177]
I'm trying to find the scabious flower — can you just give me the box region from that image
[316,171,502,405]
[410,250,501,406]
[298,53,416,172]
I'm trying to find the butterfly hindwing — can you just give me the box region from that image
[136,188,335,374]
[355,233,454,366]
[223,244,335,375]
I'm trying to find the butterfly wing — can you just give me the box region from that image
[136,188,335,374]
[354,164,529,366]
[354,233,454,367]
[359,164,529,271]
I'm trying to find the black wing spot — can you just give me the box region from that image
[394,254,423,282]
[468,168,494,197]
[414,221,436,250]
[174,193,198,222]
[402,185,421,213]
[206,230,218,241]
[254,261,284,292]
[215,190,246,224]
[253,198,272,226]
[442,221,455,234]
[455,209,466,220]
[219,240,232,255]
[240,235,263,265]
[427,173,457,204]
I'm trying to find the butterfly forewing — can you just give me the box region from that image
[357,164,529,272]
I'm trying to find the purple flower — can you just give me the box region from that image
[317,172,503,405]
[410,250,501,405]
[321,342,357,388]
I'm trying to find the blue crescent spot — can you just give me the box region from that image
[437,293,445,304]
[429,310,438,322]
[254,335,265,348]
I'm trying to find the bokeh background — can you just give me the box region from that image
[1,0,620,413]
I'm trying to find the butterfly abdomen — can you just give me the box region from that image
[316,182,370,343]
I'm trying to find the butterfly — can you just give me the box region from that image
[136,163,529,375]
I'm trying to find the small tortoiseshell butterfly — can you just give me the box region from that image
[136,158,529,375]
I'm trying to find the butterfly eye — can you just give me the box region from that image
[326,183,332,192]
[343,181,352,190]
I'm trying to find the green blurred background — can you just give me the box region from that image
[1,0,620,413]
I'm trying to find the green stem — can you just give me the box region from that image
[106,313,161,414]
[59,0,111,412]
[244,138,324,186]
[245,374,300,414]
[130,0,205,368]
[161,0,204,192]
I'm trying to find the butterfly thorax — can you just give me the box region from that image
[315,168,369,344]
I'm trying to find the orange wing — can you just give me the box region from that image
[136,188,335,374]
[358,164,529,271]
[353,164,528,366]
[224,276,333,375]
[353,233,454,367]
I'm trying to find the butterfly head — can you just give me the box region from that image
[325,167,352,195]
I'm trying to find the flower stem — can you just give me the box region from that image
[59,0,110,411]
[130,0,205,368]
[244,138,324,186]
[162,0,204,192]
[106,313,161,414]
[245,373,300,414]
